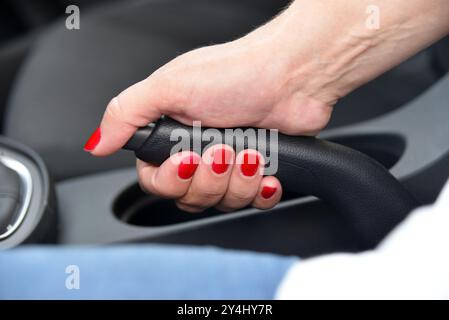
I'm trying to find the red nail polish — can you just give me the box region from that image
[212,148,230,175]
[241,152,260,177]
[178,155,199,179]
[261,186,277,199]
[84,127,101,152]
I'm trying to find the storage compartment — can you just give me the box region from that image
[113,183,302,227]
[114,184,223,226]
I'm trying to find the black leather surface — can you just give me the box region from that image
[131,117,418,248]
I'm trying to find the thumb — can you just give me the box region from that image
[84,78,164,156]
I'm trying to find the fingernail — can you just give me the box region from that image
[212,148,230,175]
[178,155,199,179]
[261,186,277,199]
[84,127,101,152]
[241,152,260,177]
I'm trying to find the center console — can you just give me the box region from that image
[54,73,449,256]
[1,74,449,257]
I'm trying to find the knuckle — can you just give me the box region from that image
[176,196,204,208]
[176,197,191,207]
[137,176,152,195]
[176,202,203,213]
[196,187,225,201]
[138,180,149,194]
[140,175,168,198]
[227,188,255,203]
[105,97,125,122]
[105,95,144,127]
[137,169,159,196]
[180,187,224,207]
[301,107,332,135]
[137,167,148,184]
[156,185,183,198]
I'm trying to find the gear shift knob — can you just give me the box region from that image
[0,161,21,233]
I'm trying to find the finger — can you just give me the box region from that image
[137,151,200,198]
[216,149,264,212]
[252,176,282,210]
[85,77,167,156]
[136,159,158,193]
[177,145,234,211]
[175,202,205,213]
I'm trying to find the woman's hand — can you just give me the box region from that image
[83,21,333,212]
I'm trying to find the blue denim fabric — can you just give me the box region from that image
[0,245,297,300]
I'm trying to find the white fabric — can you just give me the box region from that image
[276,180,449,300]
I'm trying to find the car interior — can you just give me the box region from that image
[1,0,449,258]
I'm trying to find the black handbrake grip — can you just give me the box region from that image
[124,116,418,248]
